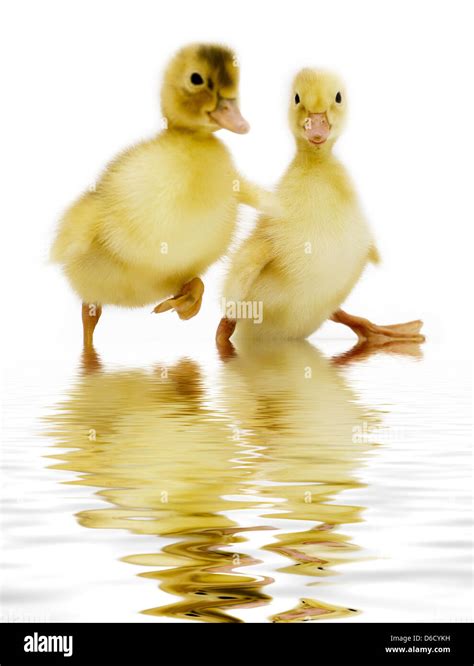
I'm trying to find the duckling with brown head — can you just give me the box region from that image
[161,43,250,135]
[51,43,270,348]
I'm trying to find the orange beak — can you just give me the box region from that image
[209,98,250,134]
[304,112,331,144]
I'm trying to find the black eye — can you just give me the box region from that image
[335,91,342,103]
[190,73,204,85]
[295,93,300,104]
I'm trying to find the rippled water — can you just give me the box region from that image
[1,339,472,623]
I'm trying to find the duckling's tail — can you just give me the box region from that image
[50,192,98,264]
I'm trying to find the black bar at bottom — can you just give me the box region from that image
[0,622,472,665]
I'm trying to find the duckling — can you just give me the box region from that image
[216,68,425,345]
[51,43,270,348]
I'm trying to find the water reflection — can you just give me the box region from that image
[46,340,381,622]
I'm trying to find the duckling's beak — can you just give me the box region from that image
[209,98,250,134]
[304,112,331,145]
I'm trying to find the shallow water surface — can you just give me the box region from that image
[1,340,472,623]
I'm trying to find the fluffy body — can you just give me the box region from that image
[52,132,244,307]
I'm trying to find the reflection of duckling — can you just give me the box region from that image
[51,43,269,348]
[48,358,242,536]
[47,340,378,622]
[217,339,378,621]
[47,356,272,622]
[217,339,374,509]
[217,69,424,345]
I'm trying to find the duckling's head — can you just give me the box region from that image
[161,43,249,135]
[289,69,347,152]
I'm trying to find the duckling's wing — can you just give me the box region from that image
[237,176,281,217]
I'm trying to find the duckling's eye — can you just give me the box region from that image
[190,73,204,85]
[295,93,300,104]
[335,91,342,104]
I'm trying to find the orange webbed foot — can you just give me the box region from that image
[153,277,204,320]
[331,309,425,344]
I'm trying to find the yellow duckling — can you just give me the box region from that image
[51,43,269,348]
[217,68,425,345]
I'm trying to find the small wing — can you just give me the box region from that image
[236,175,282,218]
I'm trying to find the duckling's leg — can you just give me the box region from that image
[82,303,102,349]
[215,317,237,359]
[331,309,425,343]
[153,277,204,320]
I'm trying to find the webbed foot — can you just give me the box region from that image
[153,277,204,320]
[331,309,425,344]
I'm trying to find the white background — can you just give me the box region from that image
[1,0,473,357]
[0,0,473,626]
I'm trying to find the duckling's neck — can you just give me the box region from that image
[162,125,218,142]
[294,138,336,167]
